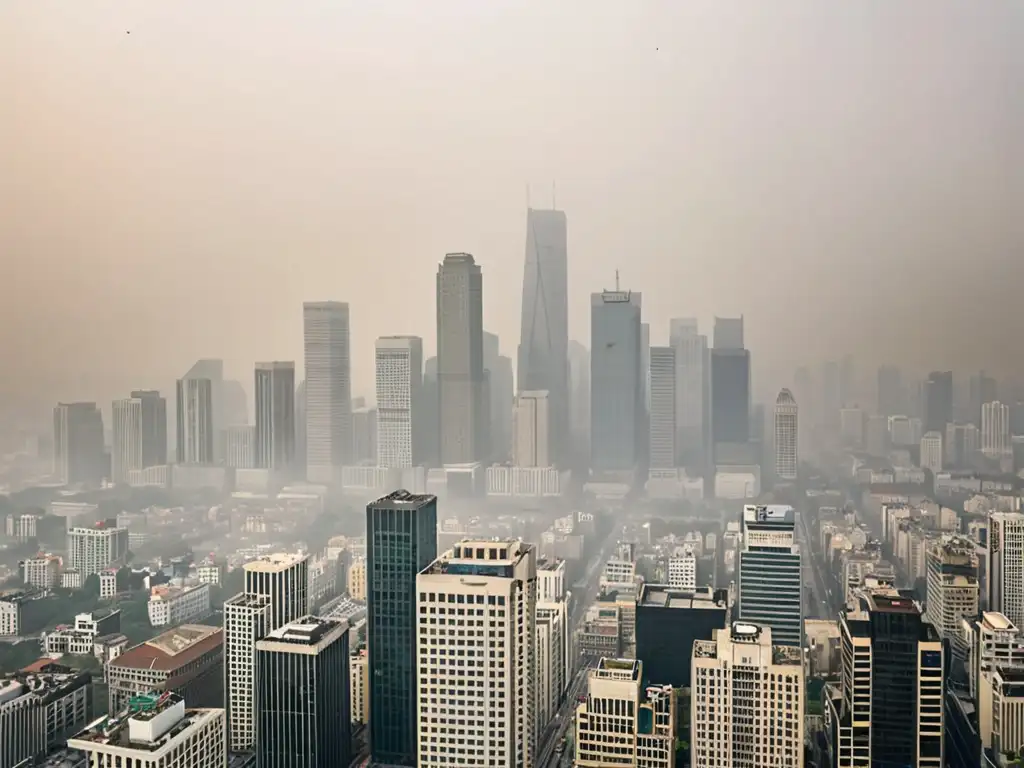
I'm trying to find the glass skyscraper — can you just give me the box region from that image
[366,490,438,767]
[737,504,803,647]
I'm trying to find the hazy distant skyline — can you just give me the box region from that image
[3,1,1022,421]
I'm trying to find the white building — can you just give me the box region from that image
[668,550,697,592]
[303,301,352,483]
[989,513,1024,628]
[575,658,676,768]
[147,583,211,627]
[648,346,676,470]
[601,558,636,589]
[924,536,979,658]
[68,694,226,768]
[513,390,551,468]
[0,599,20,635]
[99,570,118,599]
[536,599,568,729]
[963,611,1024,697]
[920,431,944,474]
[22,554,61,589]
[350,649,369,724]
[196,563,222,586]
[66,525,130,577]
[416,540,537,767]
[61,570,83,590]
[982,400,1012,458]
[691,623,804,768]
[485,466,565,497]
[112,396,142,484]
[5,513,38,541]
[538,559,566,602]
[375,335,423,469]
[774,388,798,481]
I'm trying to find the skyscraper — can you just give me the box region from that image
[982,400,1011,458]
[925,370,954,434]
[53,402,105,486]
[366,491,438,767]
[421,357,439,466]
[519,208,569,464]
[773,388,798,481]
[737,504,802,647]
[176,359,223,465]
[568,340,590,465]
[483,331,514,463]
[416,540,537,767]
[512,390,550,467]
[590,288,643,474]
[648,346,676,470]
[254,361,296,472]
[710,317,750,460]
[988,513,1024,627]
[669,319,707,467]
[303,302,351,482]
[821,360,841,431]
[112,390,167,483]
[924,536,979,659]
[970,370,998,426]
[437,253,486,464]
[375,336,423,468]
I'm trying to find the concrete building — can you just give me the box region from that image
[648,346,676,471]
[710,317,750,463]
[575,658,676,768]
[147,583,211,628]
[924,536,979,658]
[303,301,352,483]
[22,554,61,590]
[375,336,424,469]
[538,559,566,602]
[346,557,366,601]
[667,550,697,592]
[176,359,223,465]
[774,388,798,481]
[920,431,944,474]
[737,504,802,647]
[483,331,515,463]
[68,693,225,768]
[989,513,1024,628]
[67,524,130,577]
[349,649,368,725]
[225,425,255,469]
[536,599,568,730]
[254,361,296,473]
[669,318,707,468]
[0,667,93,768]
[53,402,105,486]
[112,391,167,484]
[512,390,551,468]
[692,623,804,768]
[982,400,1012,458]
[963,611,1024,700]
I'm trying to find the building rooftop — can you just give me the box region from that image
[243,552,309,573]
[743,504,795,526]
[982,611,1018,632]
[69,693,217,753]
[109,625,222,672]
[0,667,90,706]
[638,584,727,610]
[368,489,436,508]
[261,616,347,647]
[595,657,641,680]
[866,592,920,615]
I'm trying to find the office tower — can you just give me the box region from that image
[68,694,226,768]
[590,287,643,474]
[774,388,798,481]
[924,536,979,658]
[568,340,590,464]
[963,612,1024,699]
[0,668,93,768]
[416,540,537,767]
[641,321,651,414]
[712,316,744,349]
[636,585,728,688]
[925,370,954,434]
[256,617,352,768]
[366,491,438,767]
[67,524,129,576]
[53,402,105,486]
[667,550,696,591]
[971,371,998,425]
[821,360,841,430]
[737,504,802,647]
[222,379,249,427]
[920,431,944,474]
[244,553,310,630]
[710,317,750,459]
[989,513,1024,627]
[575,659,676,768]
[536,599,568,730]
[692,623,804,768]
[669,319,707,467]
[983,400,1012,458]
[352,406,377,464]
[864,414,889,457]
[111,390,166,484]
[176,359,223,464]
[825,582,943,768]
[945,422,980,467]
[483,331,514,463]
[422,357,440,466]
[224,425,255,469]
[437,253,486,464]
[513,390,551,467]
[877,365,903,416]
[648,346,676,470]
[254,361,296,472]
[518,208,569,465]
[303,301,352,482]
[375,336,423,468]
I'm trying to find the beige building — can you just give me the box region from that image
[924,536,979,658]
[347,557,366,601]
[350,649,369,724]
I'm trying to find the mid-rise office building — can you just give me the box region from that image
[375,336,424,468]
[920,430,944,473]
[774,388,798,481]
[989,513,1024,628]
[648,346,677,470]
[0,666,93,768]
[416,539,537,767]
[737,504,802,647]
[254,361,296,472]
[667,551,697,592]
[303,301,352,483]
[512,390,551,468]
[256,616,351,768]
[692,623,804,768]
[112,390,167,484]
[669,318,707,467]
[963,611,1024,699]
[575,658,676,768]
[67,524,130,577]
[367,490,438,767]
[53,402,105,486]
[924,536,979,658]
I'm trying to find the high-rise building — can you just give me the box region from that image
[989,513,1024,628]
[254,361,296,472]
[294,379,306,476]
[667,550,696,591]
[590,288,643,474]
[648,346,676,470]
[774,388,798,481]
[575,658,676,768]
[737,504,802,647]
[536,599,568,729]
[877,365,904,417]
[636,585,728,688]
[924,536,979,658]
[513,390,550,467]
[691,623,804,768]
[53,402,105,486]
[176,359,223,464]
[519,208,569,465]
[366,491,438,767]
[925,370,954,434]
[710,317,750,459]
[712,316,744,350]
[437,253,486,464]
[971,371,999,426]
[945,421,980,467]
[982,400,1012,458]
[222,379,249,427]
[224,425,255,469]
[375,336,424,468]
[421,357,440,467]
[669,319,707,468]
[67,524,129,576]
[484,331,514,463]
[920,431,944,474]
[963,611,1024,699]
[303,301,352,482]
[568,340,590,464]
[821,360,841,431]
[840,406,865,447]
[352,406,377,464]
[256,616,352,768]
[416,540,537,767]
[0,668,93,768]
[825,581,944,768]
[111,391,166,484]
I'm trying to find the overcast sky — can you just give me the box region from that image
[3,0,1021,419]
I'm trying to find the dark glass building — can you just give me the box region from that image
[737,504,803,647]
[255,616,351,768]
[710,348,750,448]
[367,490,438,767]
[925,370,954,434]
[635,584,727,687]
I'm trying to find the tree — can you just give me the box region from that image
[116,566,132,593]
[82,574,101,598]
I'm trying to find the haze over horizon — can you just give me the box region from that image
[4,0,1022,421]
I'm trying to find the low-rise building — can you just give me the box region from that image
[99,570,118,599]
[42,609,122,657]
[147,583,211,627]
[0,666,93,768]
[196,562,222,586]
[0,591,51,637]
[21,554,62,590]
[61,569,83,590]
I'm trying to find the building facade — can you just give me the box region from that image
[303,301,352,483]
[737,504,803,647]
[254,361,296,472]
[375,336,424,469]
[648,346,676,471]
[53,402,105,486]
[774,388,798,481]
[512,390,551,468]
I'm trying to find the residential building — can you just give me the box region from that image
[648,346,676,470]
[303,301,352,483]
[66,524,129,577]
[575,658,676,768]
[256,616,351,768]
[5,513,38,541]
[924,536,979,658]
[737,504,803,647]
[176,359,223,465]
[375,336,424,469]
[774,388,798,481]
[366,490,438,767]
[67,693,225,768]
[667,550,696,592]
[536,599,568,729]
[350,649,368,724]
[963,611,1024,700]
[512,390,551,468]
[254,361,296,472]
[147,583,211,627]
[692,623,804,768]
[989,513,1024,628]
[0,667,93,768]
[416,539,537,767]
[22,554,61,590]
[99,570,117,599]
[53,402,105,486]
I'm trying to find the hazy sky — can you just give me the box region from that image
[3,1,1022,418]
